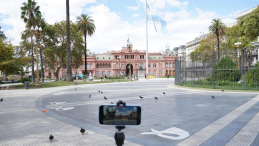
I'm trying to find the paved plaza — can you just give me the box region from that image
[1,78,259,146]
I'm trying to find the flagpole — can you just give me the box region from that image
[146,0,149,75]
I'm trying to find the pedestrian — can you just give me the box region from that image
[136,76,138,80]
[101,75,103,81]
[145,74,146,79]
[105,74,107,81]
[167,73,169,79]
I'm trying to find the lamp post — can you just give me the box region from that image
[127,42,133,81]
[113,63,117,76]
[118,57,121,76]
[31,26,42,87]
[235,42,241,69]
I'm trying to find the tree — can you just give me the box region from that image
[0,26,6,40]
[209,18,227,61]
[43,21,84,81]
[66,0,73,82]
[21,0,41,83]
[0,39,30,76]
[76,14,96,76]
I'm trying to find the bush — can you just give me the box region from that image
[211,56,241,82]
[246,62,259,87]
[106,76,124,79]
[0,80,3,84]
[21,77,31,83]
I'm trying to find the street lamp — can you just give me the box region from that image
[235,42,241,69]
[118,56,121,76]
[31,26,42,87]
[127,42,133,81]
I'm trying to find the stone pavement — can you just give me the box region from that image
[0,78,259,146]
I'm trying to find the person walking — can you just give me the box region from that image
[167,73,169,79]
[104,74,107,81]
[101,75,103,81]
[145,74,146,79]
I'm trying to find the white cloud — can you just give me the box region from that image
[128,6,138,11]
[0,0,96,45]
[132,14,140,17]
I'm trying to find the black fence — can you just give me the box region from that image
[175,49,259,90]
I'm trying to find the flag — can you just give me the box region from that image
[127,38,129,44]
[147,3,167,34]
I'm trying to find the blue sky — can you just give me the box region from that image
[0,0,258,52]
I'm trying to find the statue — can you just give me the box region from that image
[89,72,93,81]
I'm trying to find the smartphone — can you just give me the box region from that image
[99,104,141,125]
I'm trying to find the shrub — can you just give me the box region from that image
[0,80,3,84]
[211,56,241,82]
[21,77,31,83]
[107,76,124,79]
[246,62,259,87]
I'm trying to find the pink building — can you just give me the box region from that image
[45,45,177,79]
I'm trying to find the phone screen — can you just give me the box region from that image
[99,105,141,125]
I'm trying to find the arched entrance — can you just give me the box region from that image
[126,64,133,77]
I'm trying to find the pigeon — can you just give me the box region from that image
[211,95,215,98]
[49,134,54,142]
[0,98,3,101]
[163,92,165,95]
[111,102,113,104]
[140,96,143,99]
[98,91,100,92]
[80,127,85,135]
[104,96,107,100]
[89,94,91,98]
[101,91,103,94]
[222,90,224,92]
[155,97,158,99]
[75,88,76,90]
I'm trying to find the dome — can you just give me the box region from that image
[179,45,186,49]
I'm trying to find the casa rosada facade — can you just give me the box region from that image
[45,46,177,79]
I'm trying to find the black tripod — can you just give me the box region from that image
[114,100,126,146]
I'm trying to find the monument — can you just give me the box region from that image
[88,72,93,81]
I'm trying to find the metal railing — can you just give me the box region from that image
[175,49,259,90]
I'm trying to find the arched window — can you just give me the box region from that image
[103,64,105,68]
[173,63,175,68]
[166,63,168,68]
[141,62,143,67]
[108,63,111,68]
[90,63,92,69]
[169,63,171,68]
[97,64,99,68]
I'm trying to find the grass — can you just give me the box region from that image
[162,76,175,78]
[9,79,133,90]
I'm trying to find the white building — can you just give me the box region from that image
[185,33,209,56]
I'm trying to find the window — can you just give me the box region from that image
[173,63,175,68]
[125,55,129,59]
[82,64,85,69]
[140,55,144,59]
[135,64,138,68]
[116,64,118,68]
[116,71,118,76]
[122,64,124,68]
[96,71,99,77]
[109,57,110,59]
[97,64,99,68]
[97,57,99,59]
[103,57,105,59]
[148,64,151,67]
[115,55,119,59]
[108,64,111,68]
[169,63,171,68]
[102,71,105,76]
[153,64,156,67]
[166,63,168,68]
[154,71,156,76]
[90,64,92,69]
[141,63,143,67]
[103,65,105,68]
[108,71,111,76]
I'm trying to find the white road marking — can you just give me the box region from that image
[141,127,189,140]
[49,102,66,104]
[56,107,74,111]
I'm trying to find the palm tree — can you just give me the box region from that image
[66,0,73,82]
[76,14,96,76]
[209,18,226,61]
[21,0,41,83]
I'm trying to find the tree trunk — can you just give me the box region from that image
[66,0,73,82]
[31,32,35,83]
[40,45,44,82]
[217,33,220,61]
[84,31,87,75]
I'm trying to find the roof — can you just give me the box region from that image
[95,54,112,60]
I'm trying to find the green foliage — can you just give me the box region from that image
[106,76,124,79]
[21,77,31,83]
[0,26,6,40]
[246,62,259,85]
[212,56,241,82]
[20,0,41,28]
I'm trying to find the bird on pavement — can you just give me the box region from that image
[163,92,165,95]
[104,96,107,100]
[75,88,76,91]
[111,102,113,104]
[211,95,215,98]
[89,94,91,98]
[140,96,143,99]
[80,127,85,135]
[222,90,224,92]
[98,91,100,92]
[49,134,54,142]
[155,97,158,99]
[101,91,103,94]
[0,98,3,101]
